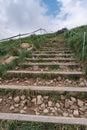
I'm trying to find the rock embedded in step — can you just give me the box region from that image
[27,100,32,107]
[20,110,26,114]
[14,96,20,103]
[79,106,86,112]
[14,104,19,108]
[8,96,13,100]
[70,97,76,102]
[79,78,83,82]
[40,103,46,109]
[77,99,84,107]
[55,103,60,108]
[21,95,26,101]
[35,111,40,115]
[79,82,85,87]
[48,101,53,107]
[43,109,49,114]
[23,106,27,110]
[63,112,68,117]
[0,98,3,103]
[73,109,79,116]
[37,95,43,105]
[31,98,37,105]
[57,76,62,81]
[9,106,15,111]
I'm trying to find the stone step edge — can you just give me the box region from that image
[0,113,86,125]
[7,71,84,75]
[34,50,72,52]
[0,85,87,92]
[26,58,75,61]
[21,62,79,66]
[32,54,74,56]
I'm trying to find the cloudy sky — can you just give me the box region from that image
[0,0,87,39]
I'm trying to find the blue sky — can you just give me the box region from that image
[0,0,87,39]
[42,0,61,17]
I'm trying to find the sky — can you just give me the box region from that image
[0,0,87,39]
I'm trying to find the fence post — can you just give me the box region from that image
[19,33,21,44]
[82,32,86,62]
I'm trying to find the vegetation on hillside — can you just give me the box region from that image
[0,34,45,76]
[0,120,86,130]
[64,25,87,61]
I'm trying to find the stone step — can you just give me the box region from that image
[33,51,72,54]
[39,48,70,50]
[0,113,86,125]
[32,53,74,57]
[7,70,84,78]
[0,85,87,92]
[26,58,75,62]
[41,47,70,50]
[21,62,79,67]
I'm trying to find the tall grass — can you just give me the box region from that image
[0,120,86,130]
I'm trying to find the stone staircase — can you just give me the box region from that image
[0,37,87,126]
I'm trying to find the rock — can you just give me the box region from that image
[23,107,27,110]
[65,99,73,108]
[37,95,43,105]
[40,103,46,109]
[0,98,3,103]
[51,108,56,113]
[21,43,30,49]
[79,82,85,87]
[9,106,15,111]
[63,112,68,117]
[70,97,76,102]
[32,98,37,105]
[70,105,78,110]
[14,104,19,108]
[34,83,37,86]
[73,109,79,116]
[8,96,13,100]
[35,111,40,115]
[77,99,84,107]
[56,103,60,108]
[79,106,86,112]
[20,110,26,114]
[22,99,27,105]
[27,100,32,107]
[48,101,53,107]
[79,78,83,82]
[25,80,30,84]
[43,109,49,114]
[57,76,62,81]
[50,80,53,83]
[21,95,26,101]
[4,56,16,64]
[14,96,20,103]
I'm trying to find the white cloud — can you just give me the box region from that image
[0,0,87,39]
[0,0,50,39]
[52,0,87,30]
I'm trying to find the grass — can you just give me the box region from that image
[0,120,86,130]
[64,25,87,62]
[0,34,46,77]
